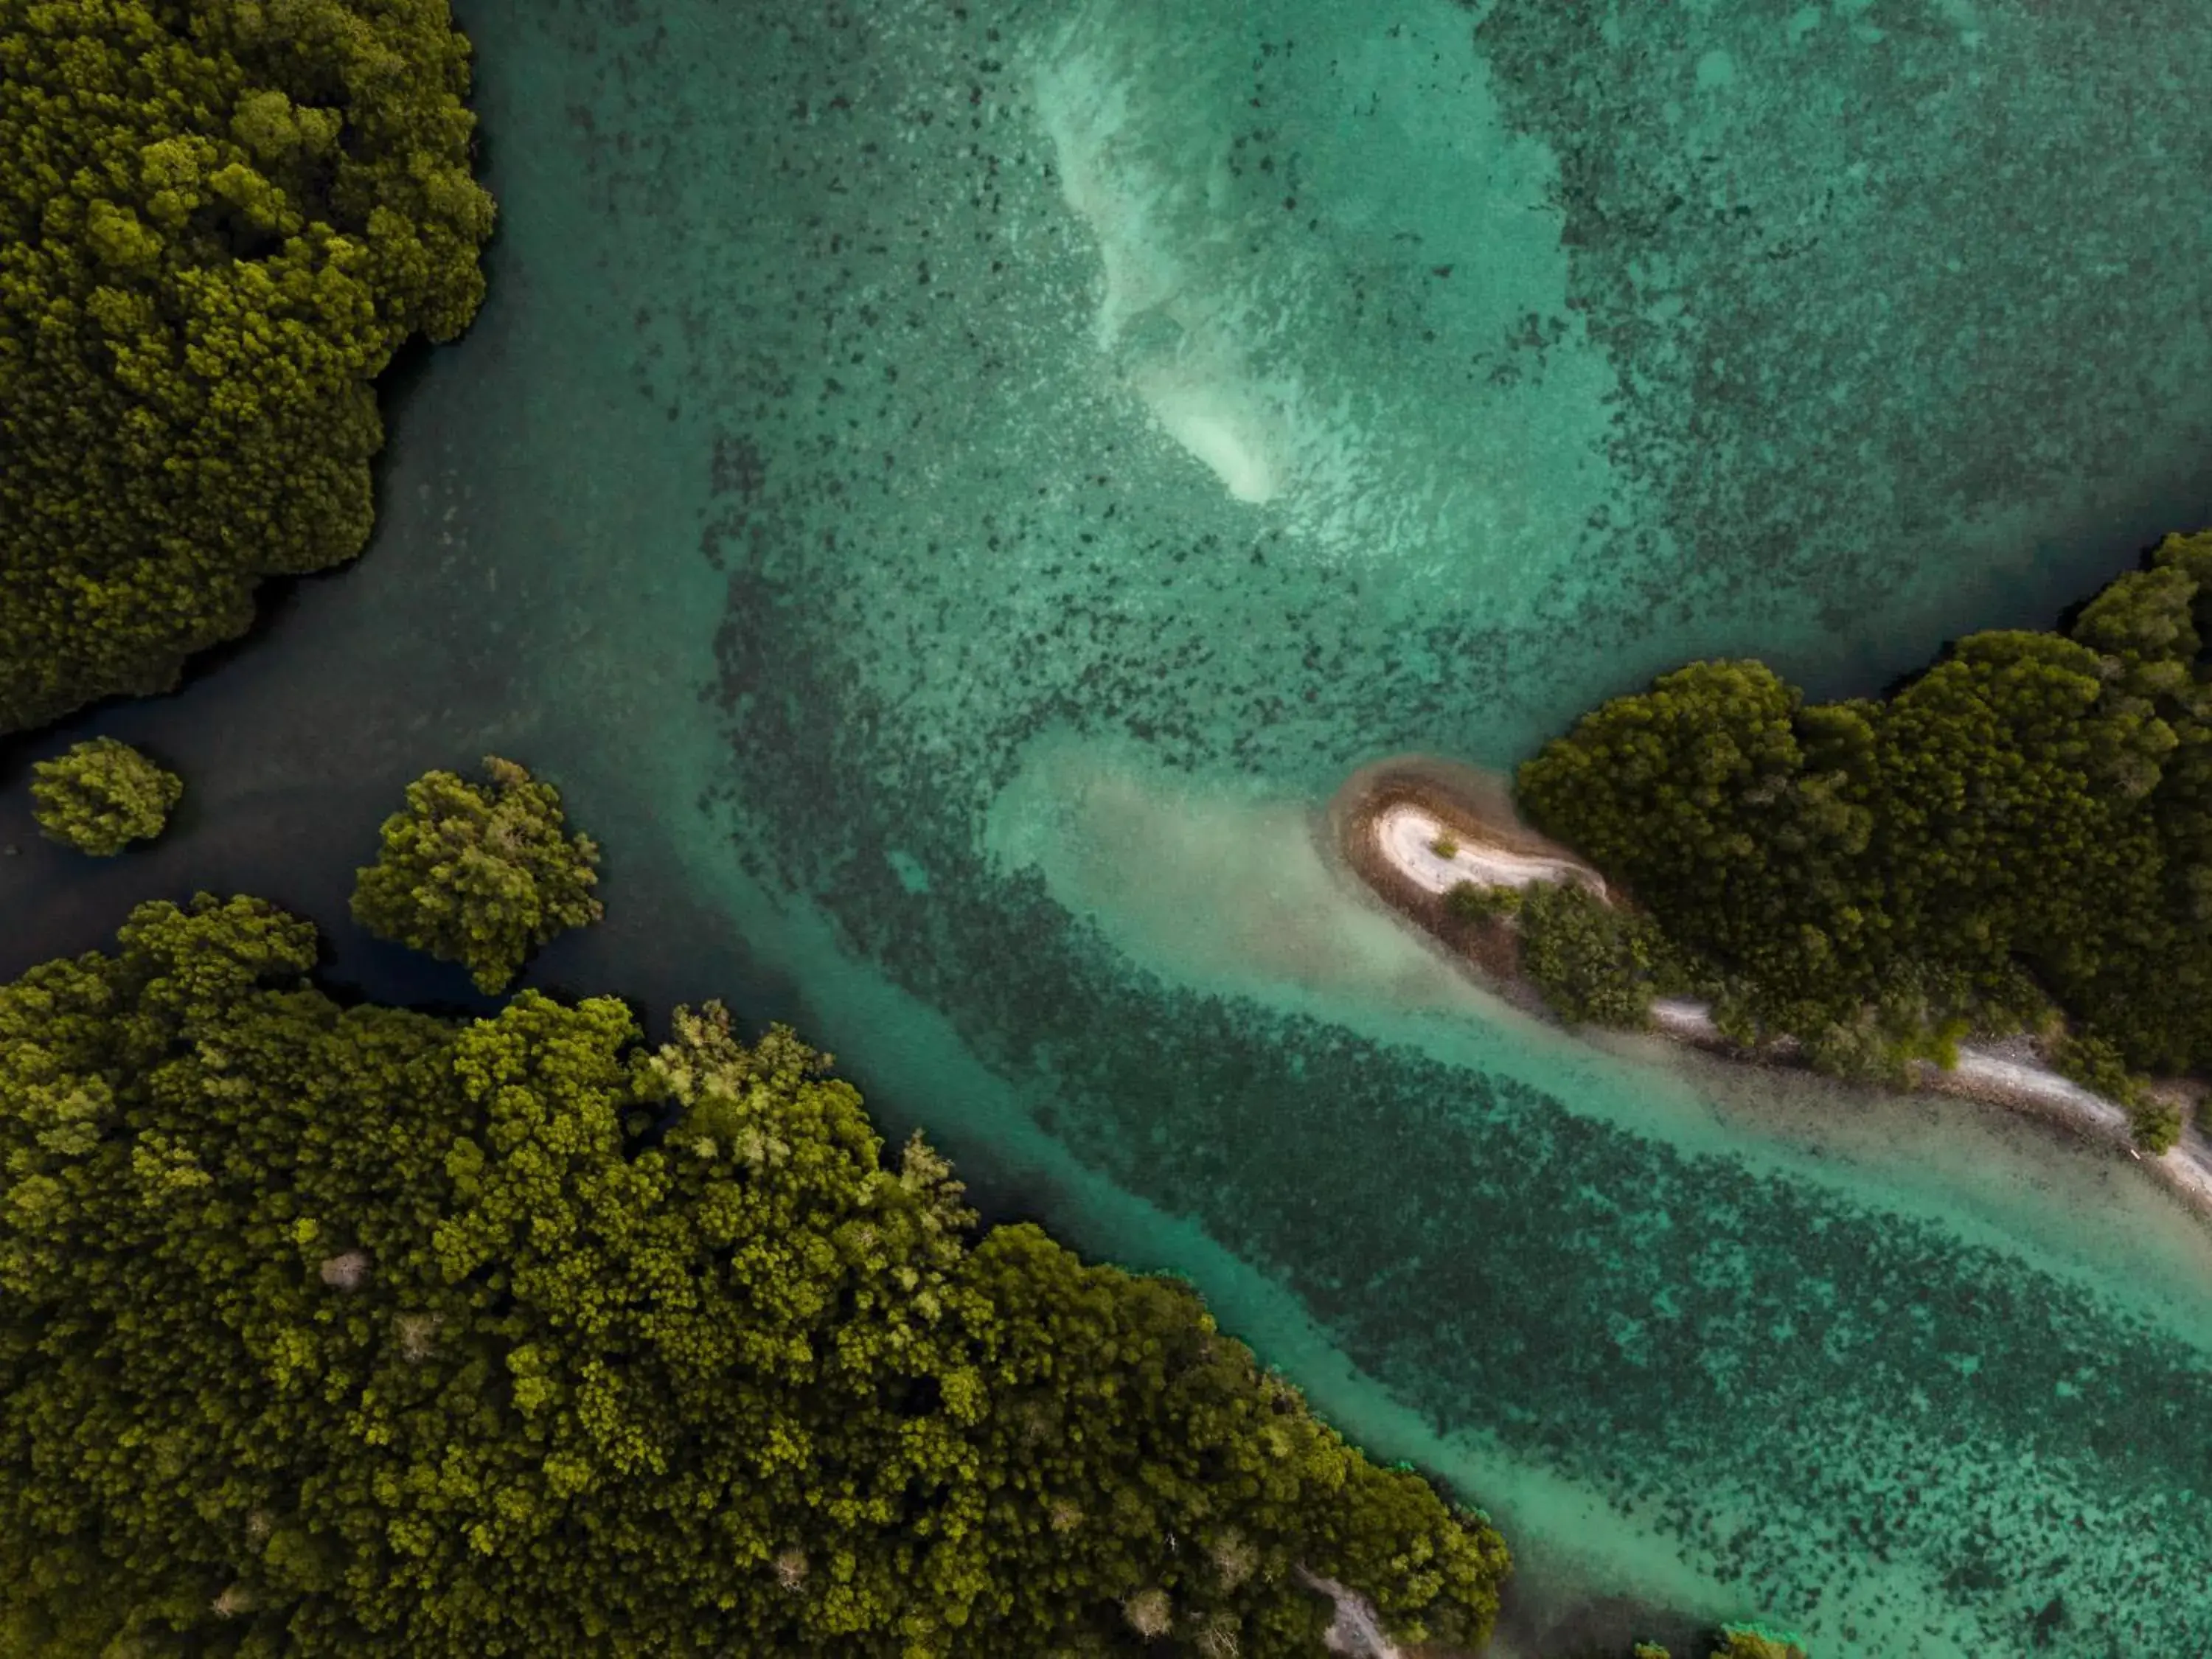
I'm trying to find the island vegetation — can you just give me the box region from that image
[28,737,183,855]
[0,891,1512,1656]
[1492,529,2212,1141]
[1628,1632,1807,1659]
[0,0,494,734]
[351,757,603,992]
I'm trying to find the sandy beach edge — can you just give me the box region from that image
[1331,756,2212,1225]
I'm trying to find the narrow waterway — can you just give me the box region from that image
[10,1,2212,1650]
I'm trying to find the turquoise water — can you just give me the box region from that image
[10,0,2212,1649]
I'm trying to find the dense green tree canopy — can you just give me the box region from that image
[1517,529,2212,1088]
[351,757,602,992]
[28,735,182,854]
[0,896,1509,1655]
[1513,881,1668,1032]
[0,0,494,733]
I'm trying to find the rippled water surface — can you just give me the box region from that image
[12,0,2212,1650]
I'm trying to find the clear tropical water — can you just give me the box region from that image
[10,0,2212,1650]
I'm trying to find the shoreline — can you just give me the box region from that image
[1334,758,2212,1228]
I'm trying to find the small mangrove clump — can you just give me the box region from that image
[1628,1626,1812,1659]
[2051,1032,2179,1152]
[1443,880,1520,925]
[1441,877,1680,1031]
[351,757,602,992]
[1517,882,1667,1031]
[29,737,182,855]
[1710,1627,1812,1659]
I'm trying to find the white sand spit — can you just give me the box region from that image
[1374,803,1601,897]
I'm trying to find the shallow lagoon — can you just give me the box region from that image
[12,0,2212,1649]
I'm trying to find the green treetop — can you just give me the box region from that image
[1517,529,2212,1105]
[0,0,495,734]
[1621,1629,1811,1659]
[28,737,183,855]
[351,757,603,992]
[0,894,1510,1655]
[1708,1628,1811,1659]
[1513,880,1675,1032]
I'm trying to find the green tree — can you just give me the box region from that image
[1516,529,2212,1085]
[1517,661,1877,1021]
[1596,1634,1815,1659]
[0,895,1510,1655]
[28,737,182,855]
[1874,632,2160,987]
[1,0,494,733]
[1516,882,1662,1031]
[2050,1033,2180,1152]
[351,757,603,992]
[1709,1627,1809,1659]
[1444,880,1521,925]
